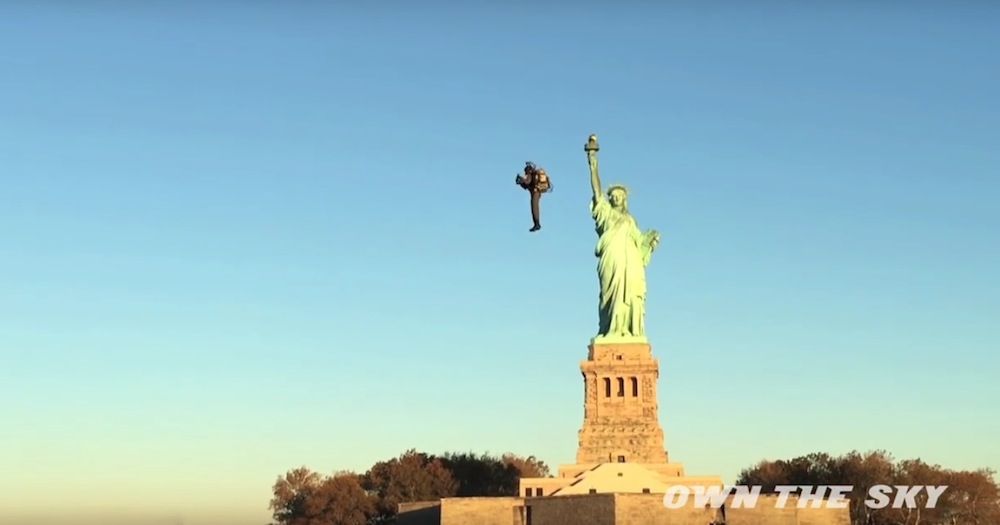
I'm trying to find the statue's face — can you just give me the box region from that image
[609,189,626,208]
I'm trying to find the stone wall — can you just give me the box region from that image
[724,501,798,525]
[528,494,616,525]
[613,493,849,525]
[439,497,524,525]
[397,501,441,525]
[615,493,720,524]
[414,492,851,524]
[724,495,851,525]
[791,498,852,525]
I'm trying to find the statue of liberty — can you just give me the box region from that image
[585,134,661,341]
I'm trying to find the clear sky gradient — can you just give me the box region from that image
[2,3,998,525]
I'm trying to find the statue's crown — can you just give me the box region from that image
[607,184,629,196]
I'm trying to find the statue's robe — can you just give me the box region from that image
[591,195,647,337]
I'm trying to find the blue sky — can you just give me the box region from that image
[2,3,998,524]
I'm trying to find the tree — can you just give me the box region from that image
[502,453,551,479]
[736,450,1000,525]
[940,468,1000,525]
[270,468,374,525]
[271,467,323,525]
[270,449,553,524]
[438,451,552,497]
[442,451,514,497]
[837,450,895,525]
[363,449,457,523]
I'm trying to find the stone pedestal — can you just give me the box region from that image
[576,340,668,464]
[517,339,725,499]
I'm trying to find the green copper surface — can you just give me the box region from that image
[586,135,661,342]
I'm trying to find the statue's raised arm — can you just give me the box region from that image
[585,134,602,200]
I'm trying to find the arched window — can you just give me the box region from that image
[604,378,611,398]
[617,377,625,397]
[631,377,638,397]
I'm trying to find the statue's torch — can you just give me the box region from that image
[585,134,600,176]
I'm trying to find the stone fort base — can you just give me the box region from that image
[398,493,851,525]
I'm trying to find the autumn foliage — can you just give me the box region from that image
[271,448,998,525]
[737,450,1000,525]
[269,449,550,525]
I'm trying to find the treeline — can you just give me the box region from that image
[737,450,999,525]
[269,448,999,525]
[269,449,549,525]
